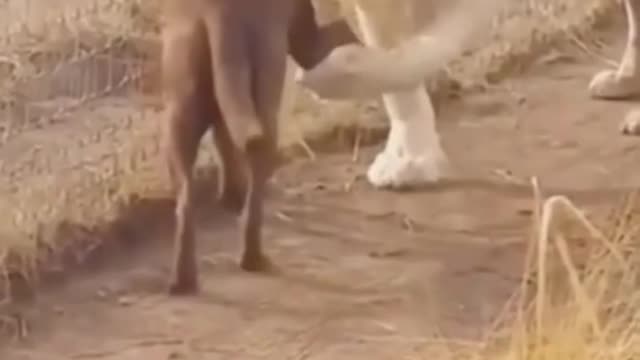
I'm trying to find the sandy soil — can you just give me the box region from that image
[1,21,640,360]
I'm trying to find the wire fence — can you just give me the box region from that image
[0,0,166,288]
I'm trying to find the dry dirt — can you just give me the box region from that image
[1,15,640,360]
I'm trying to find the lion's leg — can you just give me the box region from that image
[589,0,640,99]
[354,2,448,189]
[367,89,448,188]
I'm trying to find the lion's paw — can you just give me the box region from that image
[589,69,640,100]
[366,145,448,189]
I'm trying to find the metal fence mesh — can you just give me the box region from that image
[0,0,163,278]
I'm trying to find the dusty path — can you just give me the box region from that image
[2,26,640,360]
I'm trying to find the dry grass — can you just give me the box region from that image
[401,186,640,360]
[485,186,640,360]
[0,0,637,358]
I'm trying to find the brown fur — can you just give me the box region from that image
[161,0,359,295]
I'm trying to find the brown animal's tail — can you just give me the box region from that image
[208,29,264,150]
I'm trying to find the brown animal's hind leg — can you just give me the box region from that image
[239,28,289,272]
[239,138,275,272]
[162,15,211,295]
[205,15,286,272]
[211,121,248,214]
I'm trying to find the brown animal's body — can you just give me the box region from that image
[161,0,358,295]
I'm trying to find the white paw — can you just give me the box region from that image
[588,69,640,99]
[366,147,449,189]
[621,108,640,136]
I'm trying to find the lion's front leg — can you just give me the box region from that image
[353,1,449,189]
[589,0,640,99]
[367,88,449,189]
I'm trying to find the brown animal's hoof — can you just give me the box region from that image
[240,252,273,273]
[167,277,199,296]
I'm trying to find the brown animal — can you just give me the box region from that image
[161,0,359,295]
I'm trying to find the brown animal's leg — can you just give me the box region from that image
[211,117,248,213]
[204,16,264,152]
[237,138,273,272]
[237,20,292,272]
[165,105,208,295]
[162,14,211,295]
[205,8,288,271]
[289,0,360,69]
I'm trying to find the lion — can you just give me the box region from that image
[292,0,507,189]
[295,0,640,187]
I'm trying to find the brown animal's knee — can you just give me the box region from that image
[211,122,249,213]
[247,131,279,179]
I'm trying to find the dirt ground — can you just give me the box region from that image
[1,22,640,360]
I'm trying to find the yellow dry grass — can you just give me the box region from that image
[0,1,638,359]
[483,185,640,360]
[394,186,640,360]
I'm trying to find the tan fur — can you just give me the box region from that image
[298,0,506,99]
[289,1,507,190]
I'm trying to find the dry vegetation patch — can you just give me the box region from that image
[479,187,640,360]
